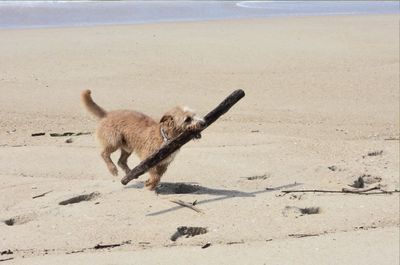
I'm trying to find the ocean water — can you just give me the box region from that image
[0,1,398,29]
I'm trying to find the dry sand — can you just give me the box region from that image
[0,15,399,264]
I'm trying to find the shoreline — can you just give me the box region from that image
[0,1,398,29]
[0,13,398,31]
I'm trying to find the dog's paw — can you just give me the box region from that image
[145,180,157,190]
[148,185,157,191]
[109,167,118,176]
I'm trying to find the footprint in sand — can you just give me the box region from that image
[3,213,38,226]
[58,191,100,205]
[282,206,320,218]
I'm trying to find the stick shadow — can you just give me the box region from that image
[125,181,200,190]
[146,181,302,216]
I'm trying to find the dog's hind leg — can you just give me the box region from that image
[118,149,132,174]
[145,164,168,190]
[101,146,119,176]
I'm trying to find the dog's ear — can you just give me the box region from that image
[160,115,173,123]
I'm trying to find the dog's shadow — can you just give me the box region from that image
[126,181,261,197]
[126,181,204,193]
[156,182,257,197]
[128,181,302,217]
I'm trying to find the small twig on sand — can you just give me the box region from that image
[281,186,398,195]
[170,199,203,213]
[367,150,383,156]
[226,241,244,245]
[93,243,122,249]
[66,241,131,254]
[201,243,211,249]
[31,132,45,137]
[0,257,14,262]
[0,250,13,255]
[32,190,53,199]
[289,233,320,238]
[341,185,380,193]
[50,132,92,137]
[66,250,84,255]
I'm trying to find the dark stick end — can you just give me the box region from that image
[121,173,140,185]
[237,89,245,95]
[234,89,245,98]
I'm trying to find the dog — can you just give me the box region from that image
[81,90,205,190]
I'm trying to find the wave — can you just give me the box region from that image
[236,1,302,9]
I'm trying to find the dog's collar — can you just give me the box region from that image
[160,127,169,143]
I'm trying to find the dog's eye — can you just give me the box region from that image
[184,117,192,123]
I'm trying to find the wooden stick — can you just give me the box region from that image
[282,187,398,195]
[32,190,53,199]
[170,199,204,213]
[121,89,245,185]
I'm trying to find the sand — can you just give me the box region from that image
[0,15,399,264]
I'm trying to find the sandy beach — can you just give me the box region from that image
[0,14,399,264]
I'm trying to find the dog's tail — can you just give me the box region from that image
[81,90,107,119]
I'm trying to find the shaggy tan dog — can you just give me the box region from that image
[81,90,204,190]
